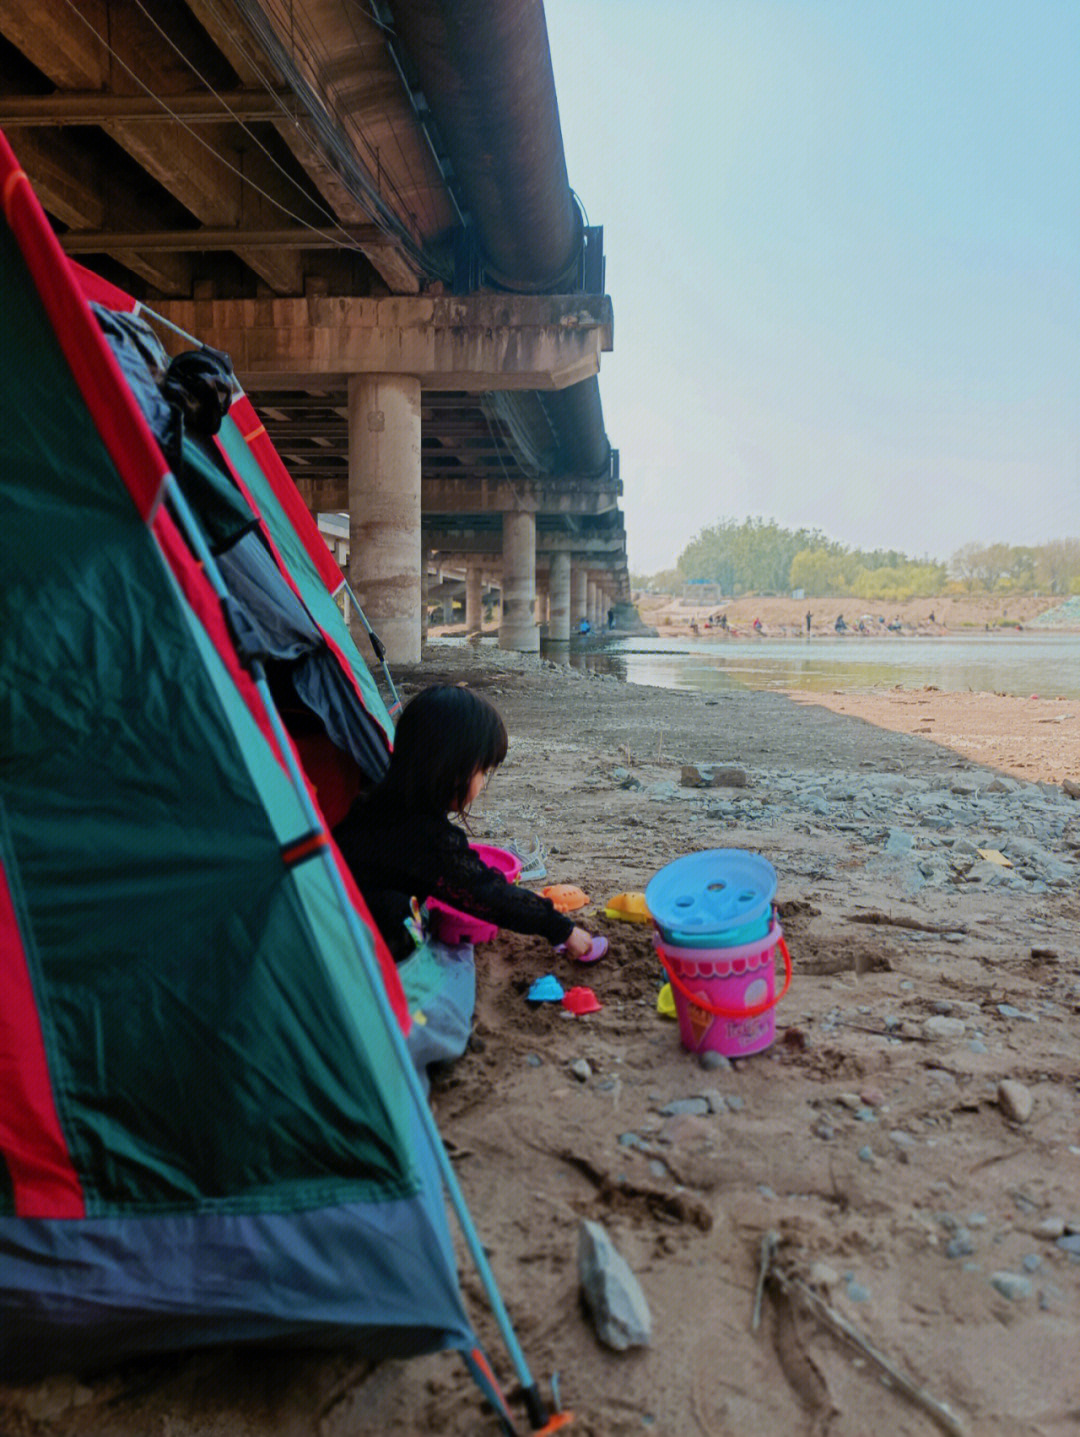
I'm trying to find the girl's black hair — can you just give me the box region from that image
[373,685,508,815]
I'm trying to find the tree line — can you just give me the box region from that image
[632,519,1080,600]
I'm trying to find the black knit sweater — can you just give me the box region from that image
[333,799,572,959]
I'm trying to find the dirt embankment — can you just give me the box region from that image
[637,591,1061,638]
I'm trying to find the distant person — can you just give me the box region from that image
[834,613,847,633]
[805,610,812,634]
[607,607,616,630]
[752,616,763,633]
[690,619,700,636]
[928,610,936,624]
[578,616,591,635]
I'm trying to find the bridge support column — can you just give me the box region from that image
[465,564,484,634]
[587,579,600,630]
[571,563,588,633]
[549,551,571,642]
[499,511,539,652]
[347,373,422,666]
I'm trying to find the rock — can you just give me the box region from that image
[997,1079,1033,1123]
[946,1230,976,1259]
[923,1015,966,1041]
[578,1220,652,1350]
[570,1058,592,1082]
[680,765,707,788]
[712,766,749,788]
[990,1272,1032,1301]
[1035,1217,1065,1239]
[659,1097,709,1117]
[1062,777,1080,799]
[1055,1234,1080,1256]
[698,1050,732,1071]
[701,1089,727,1114]
[809,1262,839,1290]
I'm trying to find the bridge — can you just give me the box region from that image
[0,0,626,662]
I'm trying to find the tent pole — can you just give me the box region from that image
[161,473,549,1433]
[339,578,403,718]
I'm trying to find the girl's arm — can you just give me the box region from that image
[430,824,575,945]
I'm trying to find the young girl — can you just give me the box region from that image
[333,685,594,961]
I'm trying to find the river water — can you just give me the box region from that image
[554,632,1080,700]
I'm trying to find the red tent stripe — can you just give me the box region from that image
[0,863,85,1219]
[152,507,409,1034]
[69,258,140,312]
[0,131,167,522]
[231,394,346,595]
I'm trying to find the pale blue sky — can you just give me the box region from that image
[544,0,1080,574]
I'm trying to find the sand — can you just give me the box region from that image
[4,639,1080,1437]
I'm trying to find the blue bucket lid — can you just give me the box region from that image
[645,848,777,937]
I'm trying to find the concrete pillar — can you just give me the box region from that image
[571,563,588,633]
[536,581,549,630]
[347,373,422,665]
[549,550,571,642]
[499,511,539,652]
[465,564,484,633]
[587,579,600,630]
[420,560,429,644]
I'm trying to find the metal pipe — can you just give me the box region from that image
[387,0,611,478]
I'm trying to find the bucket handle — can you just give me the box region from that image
[657,937,791,1020]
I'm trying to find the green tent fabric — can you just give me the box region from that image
[0,127,495,1397]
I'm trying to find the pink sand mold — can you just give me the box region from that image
[555,935,608,964]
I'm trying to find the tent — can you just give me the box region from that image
[0,131,550,1433]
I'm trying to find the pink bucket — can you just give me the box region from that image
[428,844,522,944]
[654,920,791,1058]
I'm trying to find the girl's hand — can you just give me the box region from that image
[564,926,593,959]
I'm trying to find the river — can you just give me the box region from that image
[553,631,1080,699]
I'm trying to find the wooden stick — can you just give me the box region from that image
[770,1263,968,1437]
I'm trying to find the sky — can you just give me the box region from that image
[543,0,1080,576]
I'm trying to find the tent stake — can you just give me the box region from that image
[162,473,547,1431]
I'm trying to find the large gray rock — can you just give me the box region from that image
[578,1220,652,1351]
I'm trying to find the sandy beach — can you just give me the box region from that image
[4,640,1079,1437]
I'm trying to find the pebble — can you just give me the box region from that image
[814,1120,836,1140]
[997,1079,1033,1123]
[990,1272,1032,1301]
[810,1262,839,1289]
[1055,1234,1080,1256]
[570,1058,592,1082]
[698,1051,731,1072]
[1022,1254,1043,1273]
[923,1015,966,1041]
[525,1053,543,1067]
[857,1145,875,1163]
[725,1095,745,1113]
[700,1090,727,1114]
[659,1097,709,1117]
[1035,1217,1065,1239]
[946,1230,976,1259]
[846,1280,871,1303]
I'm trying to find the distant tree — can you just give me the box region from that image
[1036,539,1080,595]
[950,543,985,592]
